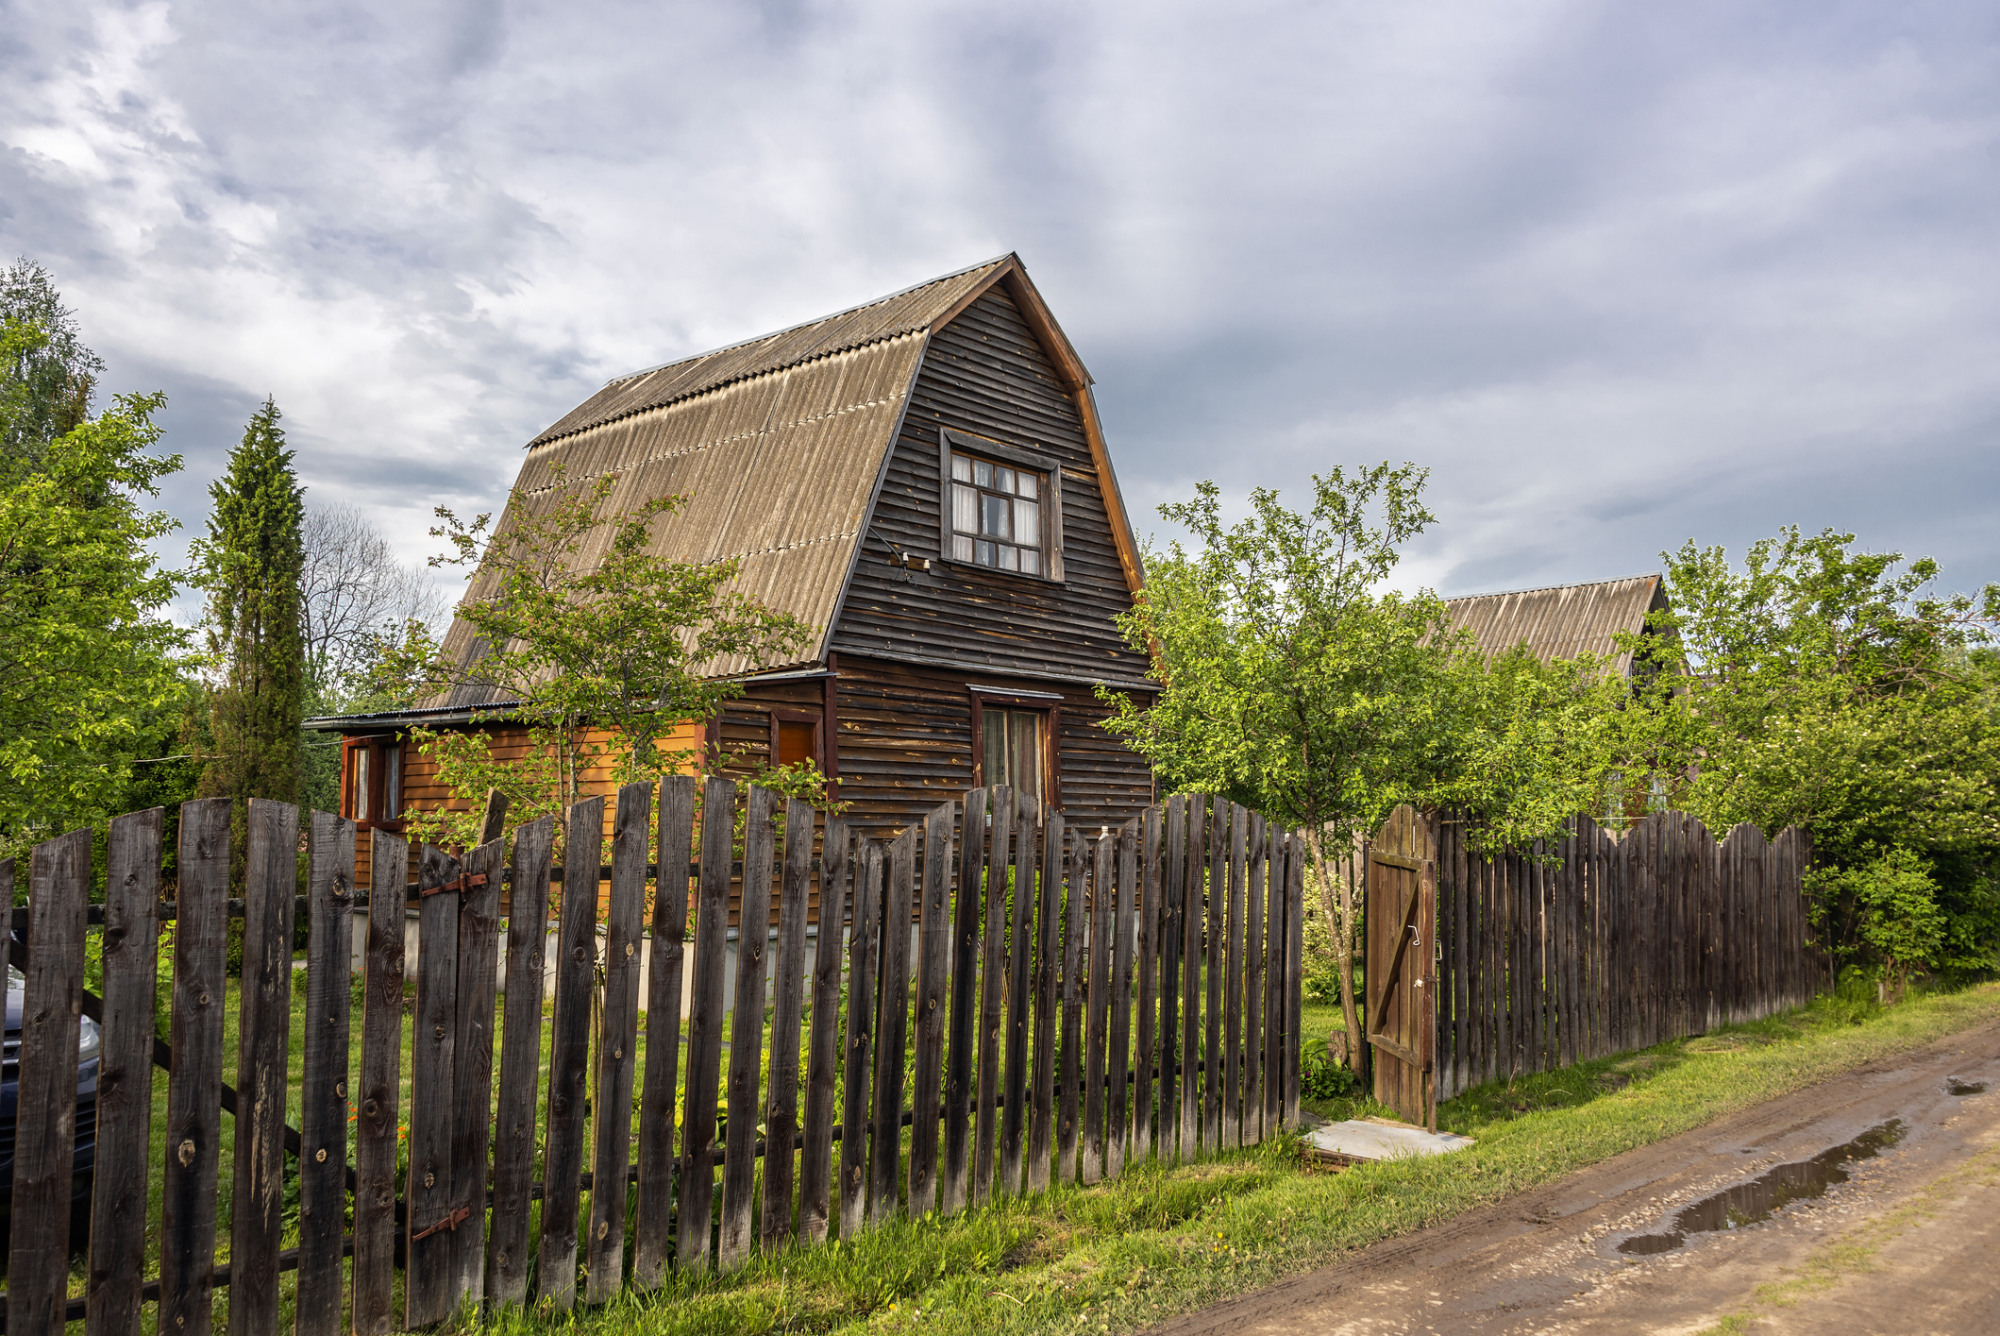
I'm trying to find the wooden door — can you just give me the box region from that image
[1366,806,1437,1128]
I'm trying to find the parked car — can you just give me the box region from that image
[0,961,100,1236]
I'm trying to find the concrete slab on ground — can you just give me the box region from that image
[1308,1118,1475,1161]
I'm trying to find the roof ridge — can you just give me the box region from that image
[1445,572,1660,602]
[601,252,1015,390]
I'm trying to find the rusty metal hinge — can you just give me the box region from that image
[410,1205,472,1241]
[419,872,488,899]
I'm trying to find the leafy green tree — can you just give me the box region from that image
[1101,465,1622,1067]
[373,464,814,848]
[1622,528,2000,980]
[0,316,187,851]
[1,258,102,465]
[197,399,307,804]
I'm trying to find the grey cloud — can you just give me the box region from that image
[0,0,1993,608]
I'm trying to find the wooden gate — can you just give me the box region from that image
[1366,805,1436,1128]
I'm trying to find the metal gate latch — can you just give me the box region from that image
[420,872,488,899]
[410,1205,472,1241]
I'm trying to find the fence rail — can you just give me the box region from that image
[0,783,1303,1333]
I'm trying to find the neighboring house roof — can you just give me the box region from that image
[410,252,1138,712]
[1443,573,1668,676]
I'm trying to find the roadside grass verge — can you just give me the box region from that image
[484,980,2000,1336]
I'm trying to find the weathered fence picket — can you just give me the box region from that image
[1365,808,1823,1123]
[0,784,1305,1333]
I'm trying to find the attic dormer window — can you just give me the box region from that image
[941,429,1063,579]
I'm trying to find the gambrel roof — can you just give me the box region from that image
[1444,573,1669,677]
[425,254,1141,708]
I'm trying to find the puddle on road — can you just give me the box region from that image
[1946,1077,1987,1096]
[1617,1121,1905,1256]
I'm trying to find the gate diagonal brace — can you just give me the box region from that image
[420,871,488,899]
[410,1205,472,1242]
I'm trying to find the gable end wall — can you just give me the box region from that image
[829,287,1144,684]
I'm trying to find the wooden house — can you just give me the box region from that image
[307,254,1157,856]
[1444,573,1672,675]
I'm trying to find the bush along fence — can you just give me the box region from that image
[0,781,1304,1334]
[1366,804,1823,1125]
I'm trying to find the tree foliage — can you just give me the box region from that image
[374,465,815,847]
[0,318,187,851]
[1,259,102,466]
[196,398,307,804]
[1102,465,1622,1065]
[1621,528,2000,980]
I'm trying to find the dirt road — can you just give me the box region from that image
[1153,1019,2000,1335]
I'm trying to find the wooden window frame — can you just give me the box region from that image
[341,735,406,833]
[937,427,1065,583]
[967,684,1062,810]
[766,707,826,772]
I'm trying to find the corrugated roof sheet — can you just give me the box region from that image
[431,329,929,706]
[529,256,1011,447]
[1444,574,1667,675]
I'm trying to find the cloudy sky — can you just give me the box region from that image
[4,0,1996,607]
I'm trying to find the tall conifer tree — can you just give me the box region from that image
[199,398,305,802]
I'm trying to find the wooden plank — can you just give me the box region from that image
[761,794,816,1250]
[1106,817,1139,1177]
[1081,831,1112,1183]
[1180,796,1204,1156]
[450,833,505,1307]
[838,841,882,1239]
[1000,798,1038,1196]
[586,783,652,1298]
[487,814,555,1305]
[159,800,230,1336]
[1056,828,1086,1184]
[972,786,1014,1205]
[868,826,917,1223]
[941,787,987,1215]
[228,801,298,1336]
[1026,810,1064,1194]
[1264,832,1286,1131]
[11,828,89,1335]
[1134,806,1163,1161]
[799,819,852,1244]
[1136,804,1168,1160]
[1243,814,1264,1144]
[907,800,955,1217]
[406,842,463,1327]
[720,785,779,1268]
[540,797,606,1307]
[1224,804,1246,1149]
[1161,798,1185,1162]
[1205,800,1227,1148]
[1285,829,1304,1125]
[634,778,696,1289]
[87,808,163,1336]
[1420,845,1438,1132]
[352,826,406,1336]
[681,777,737,1269]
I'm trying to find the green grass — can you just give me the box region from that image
[474,981,2000,1336]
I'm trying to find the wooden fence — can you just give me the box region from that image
[1368,807,1822,1121]
[0,783,1303,1334]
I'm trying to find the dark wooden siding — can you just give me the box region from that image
[830,287,1146,687]
[829,655,1151,841]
